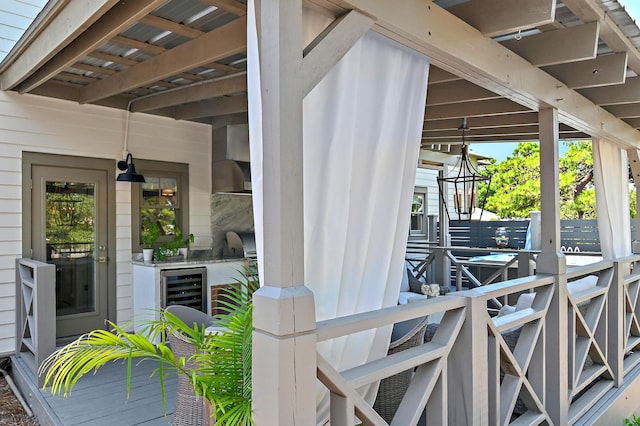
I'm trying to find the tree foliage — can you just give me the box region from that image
[477,141,634,219]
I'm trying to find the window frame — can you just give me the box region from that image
[130,159,189,252]
[409,187,428,238]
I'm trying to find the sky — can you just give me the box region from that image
[470,0,640,163]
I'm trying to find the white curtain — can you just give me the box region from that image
[248,3,430,423]
[593,138,632,259]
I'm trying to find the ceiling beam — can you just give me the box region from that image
[426,79,501,105]
[306,0,639,148]
[428,67,461,84]
[578,76,640,105]
[174,95,248,120]
[423,112,539,131]
[198,0,247,16]
[423,123,577,139]
[562,0,640,73]
[139,15,204,39]
[623,118,640,129]
[446,0,555,37]
[1,0,119,90]
[425,99,531,121]
[88,51,138,66]
[500,22,599,67]
[302,10,375,97]
[79,17,247,104]
[131,74,247,112]
[14,0,165,93]
[111,35,166,55]
[602,103,640,118]
[542,53,627,89]
[211,112,249,129]
[422,131,590,144]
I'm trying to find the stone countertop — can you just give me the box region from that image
[131,255,245,267]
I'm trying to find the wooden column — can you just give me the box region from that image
[537,107,569,425]
[251,1,317,424]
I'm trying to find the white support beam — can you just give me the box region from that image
[302,9,375,97]
[543,53,628,89]
[425,99,531,120]
[537,108,566,273]
[251,1,316,425]
[424,112,539,131]
[174,95,248,120]
[306,0,640,149]
[0,0,118,90]
[500,22,599,67]
[130,74,247,112]
[79,17,247,103]
[447,0,555,37]
[426,79,501,105]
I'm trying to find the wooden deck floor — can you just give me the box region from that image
[11,355,177,426]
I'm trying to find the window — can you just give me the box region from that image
[410,189,427,237]
[131,160,189,252]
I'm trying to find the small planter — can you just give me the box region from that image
[142,248,154,262]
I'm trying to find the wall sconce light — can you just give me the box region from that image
[116,153,145,183]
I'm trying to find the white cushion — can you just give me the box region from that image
[516,293,536,311]
[398,291,428,305]
[400,262,410,292]
[497,304,517,317]
[567,275,598,296]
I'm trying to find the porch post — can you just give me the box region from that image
[251,1,317,424]
[436,168,451,287]
[627,149,640,253]
[537,107,569,425]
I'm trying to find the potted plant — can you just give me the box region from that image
[155,221,194,261]
[142,222,161,261]
[39,267,257,425]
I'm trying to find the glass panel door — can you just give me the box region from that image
[32,166,109,338]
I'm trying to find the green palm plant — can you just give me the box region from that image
[39,267,258,425]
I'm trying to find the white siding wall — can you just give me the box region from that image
[0,91,211,355]
[414,167,440,218]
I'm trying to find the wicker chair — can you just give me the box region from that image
[373,315,429,423]
[165,305,217,426]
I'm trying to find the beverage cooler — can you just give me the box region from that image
[160,267,207,312]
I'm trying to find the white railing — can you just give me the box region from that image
[316,253,640,425]
[15,258,56,387]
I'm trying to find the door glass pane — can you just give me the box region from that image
[45,181,96,316]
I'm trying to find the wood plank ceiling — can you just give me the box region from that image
[1,0,640,152]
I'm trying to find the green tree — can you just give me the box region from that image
[478,142,541,218]
[476,140,628,220]
[559,141,594,219]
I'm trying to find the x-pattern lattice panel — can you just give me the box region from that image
[489,284,553,425]
[317,307,466,426]
[566,270,615,421]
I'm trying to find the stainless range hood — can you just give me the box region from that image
[212,124,251,193]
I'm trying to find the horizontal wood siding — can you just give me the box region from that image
[0,91,211,355]
[415,167,440,218]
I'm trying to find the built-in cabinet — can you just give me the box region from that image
[132,259,245,334]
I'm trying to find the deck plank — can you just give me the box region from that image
[13,355,177,425]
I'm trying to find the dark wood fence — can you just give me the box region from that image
[448,219,637,253]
